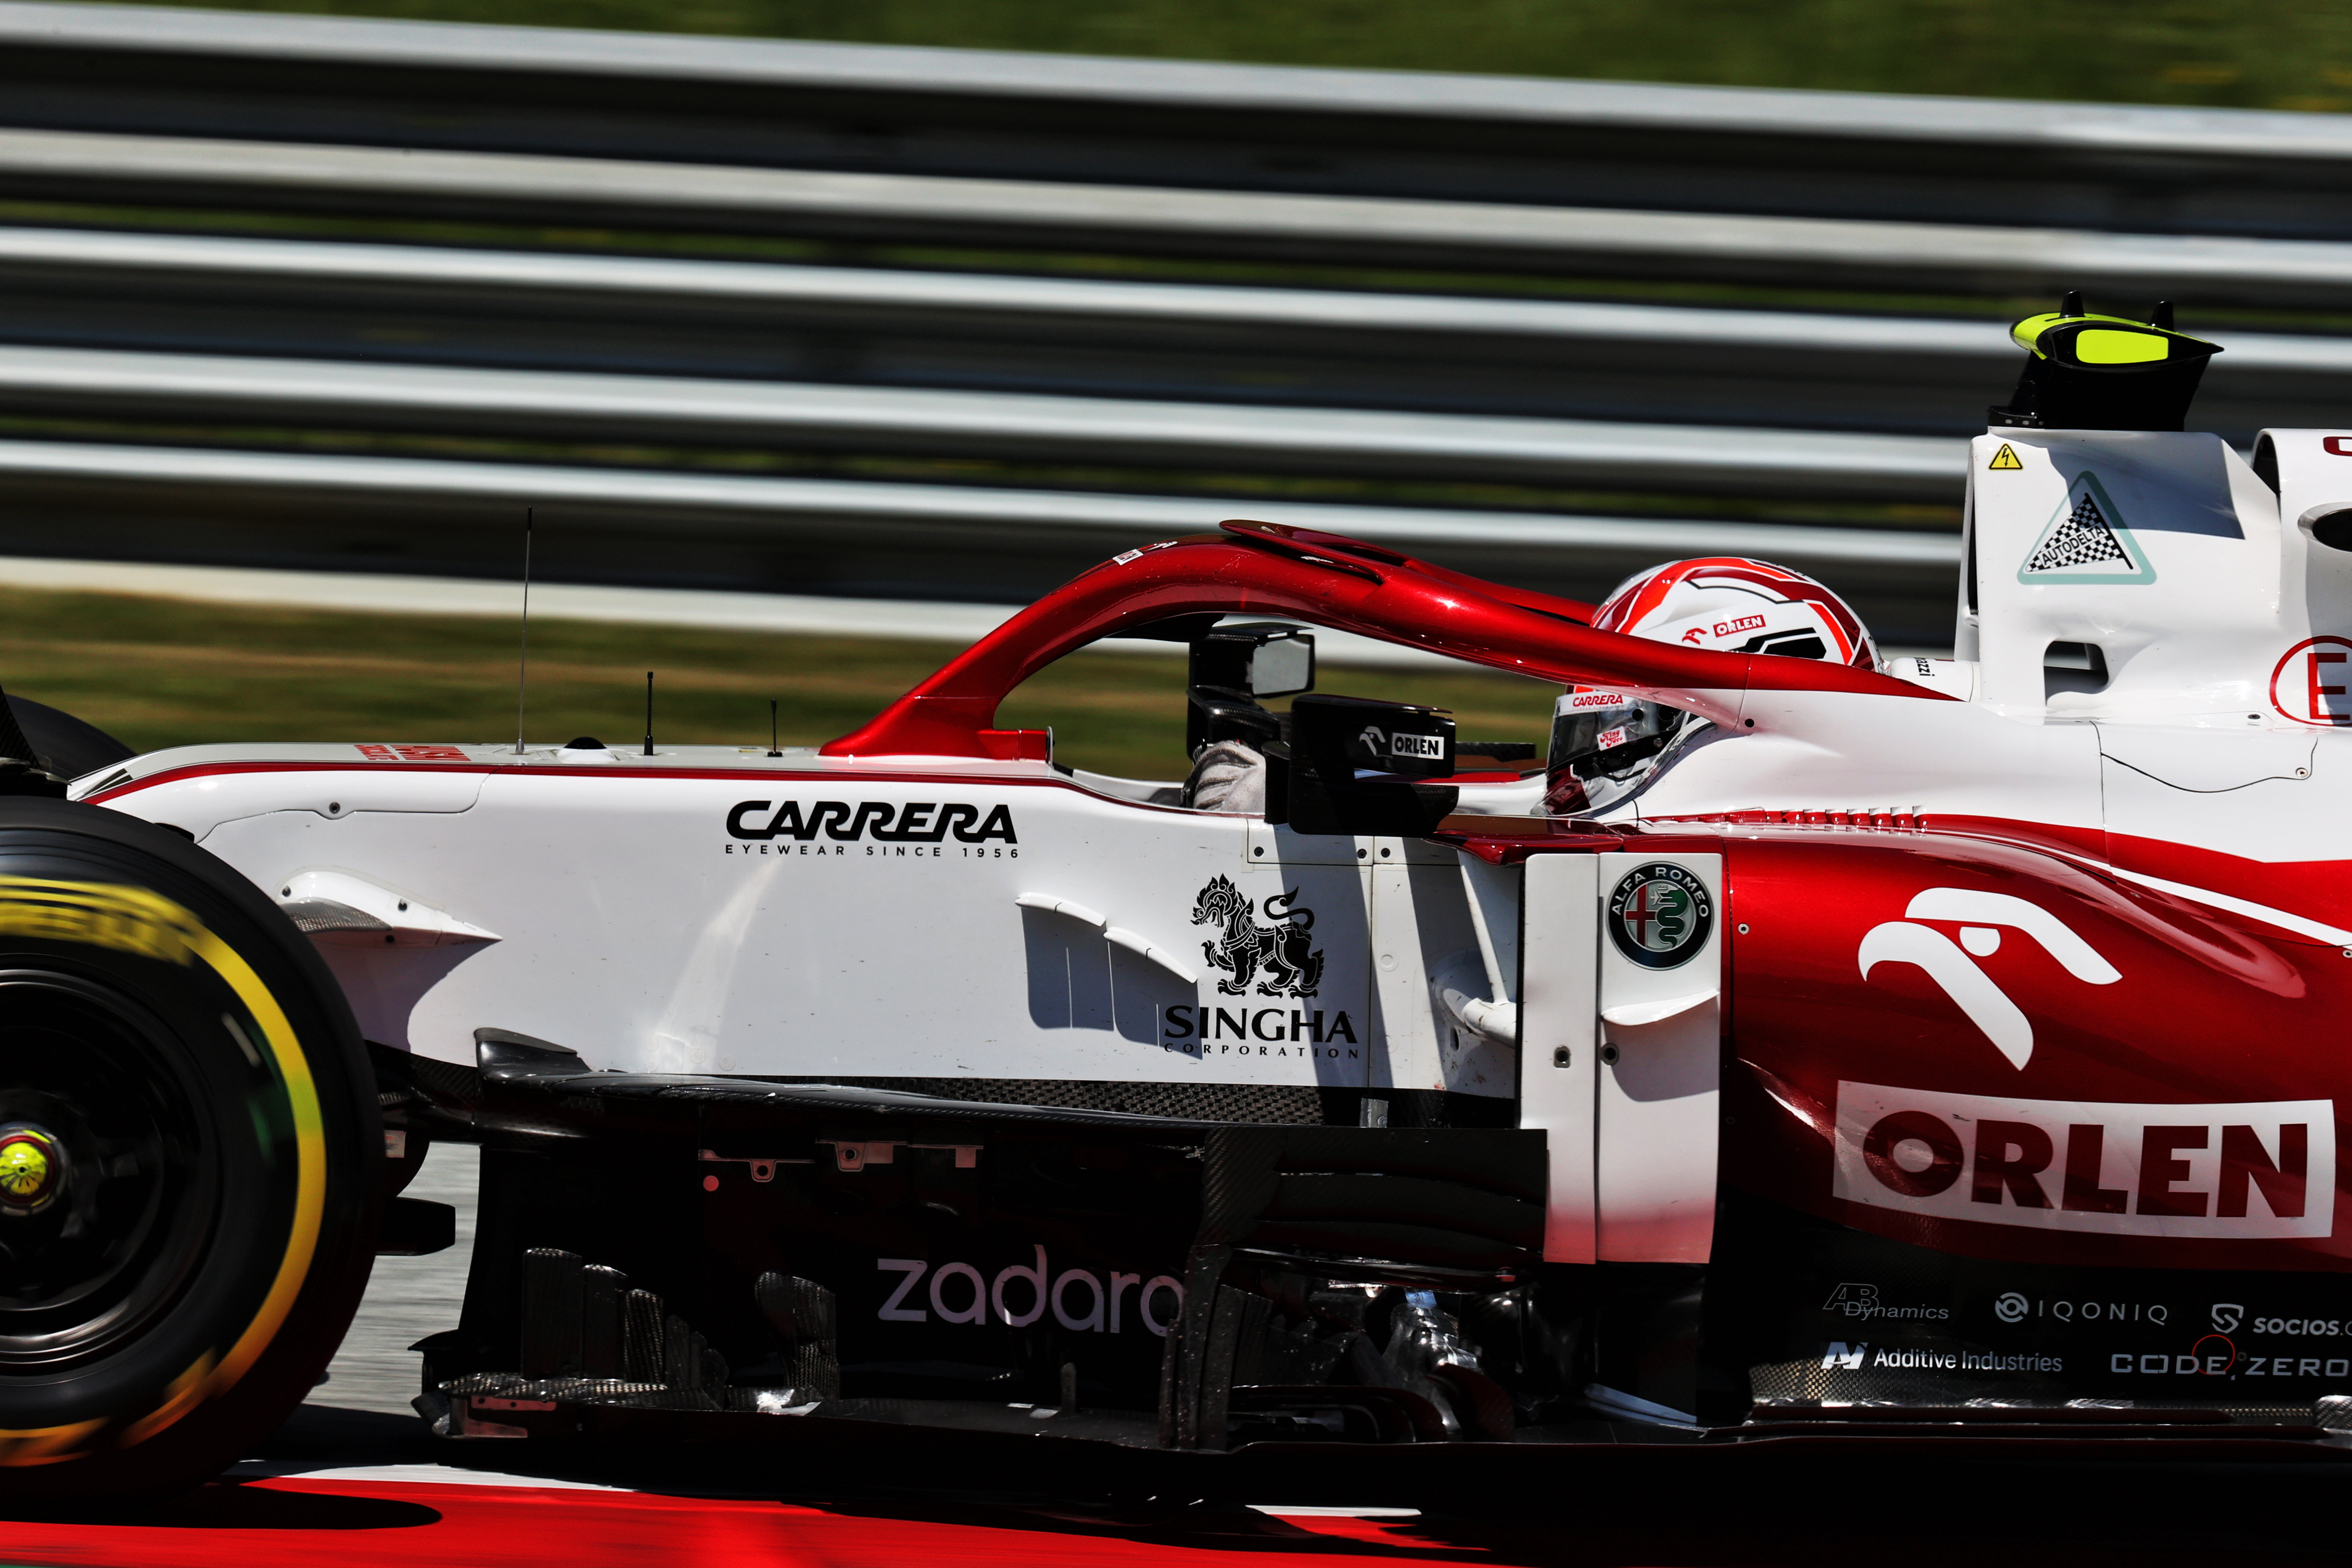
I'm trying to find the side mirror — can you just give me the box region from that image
[1186,622,1315,754]
[1243,633,1314,700]
[1268,694,1458,837]
[1190,622,1315,700]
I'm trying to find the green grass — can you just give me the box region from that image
[0,586,1559,780]
[104,0,2352,111]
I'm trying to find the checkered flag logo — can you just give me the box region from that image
[2026,491,2131,573]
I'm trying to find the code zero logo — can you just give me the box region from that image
[1608,863,1713,970]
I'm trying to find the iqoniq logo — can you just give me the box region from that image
[1191,876,1323,998]
[1859,888,2120,1069]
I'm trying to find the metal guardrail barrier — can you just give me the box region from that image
[0,222,2020,351]
[0,345,1967,498]
[0,2,2346,646]
[11,130,2352,303]
[7,224,2348,433]
[7,2,2350,233]
[14,0,2350,167]
[0,437,1956,566]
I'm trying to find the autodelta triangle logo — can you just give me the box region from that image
[2018,472,2155,585]
[1608,863,1713,970]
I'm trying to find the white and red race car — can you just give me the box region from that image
[5,304,2352,1498]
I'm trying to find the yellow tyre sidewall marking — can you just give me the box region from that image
[0,877,326,1465]
[0,1419,105,1467]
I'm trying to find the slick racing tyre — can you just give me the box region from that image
[0,799,379,1502]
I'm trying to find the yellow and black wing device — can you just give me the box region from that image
[1988,297,2221,433]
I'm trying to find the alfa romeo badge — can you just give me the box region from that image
[1607,863,1714,969]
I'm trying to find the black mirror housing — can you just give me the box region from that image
[1268,694,1458,836]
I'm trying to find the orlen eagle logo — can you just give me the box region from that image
[1859,888,2119,1069]
[1831,1080,2333,1240]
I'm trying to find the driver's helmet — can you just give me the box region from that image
[1546,558,1877,815]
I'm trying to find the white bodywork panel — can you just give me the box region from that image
[1592,852,1722,1266]
[1519,854,1599,1265]
[1516,851,1723,1267]
[1366,837,1517,1095]
[1638,686,2105,833]
[1963,432,2285,726]
[206,766,1369,1080]
[1611,429,2352,874]
[108,747,1527,1094]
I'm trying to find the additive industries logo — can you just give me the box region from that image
[2018,472,2155,585]
[1821,1340,2063,1375]
[1191,876,1323,998]
[1607,863,1713,970]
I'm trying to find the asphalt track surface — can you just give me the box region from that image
[313,1142,483,1420]
[10,1143,2351,1564]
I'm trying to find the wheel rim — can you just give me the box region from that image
[0,973,223,1371]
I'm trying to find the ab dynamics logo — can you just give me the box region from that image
[1822,1282,1949,1322]
[1608,863,1713,970]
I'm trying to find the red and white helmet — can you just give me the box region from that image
[1590,557,1877,668]
[1547,558,1877,815]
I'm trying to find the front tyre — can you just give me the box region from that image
[0,799,378,1501]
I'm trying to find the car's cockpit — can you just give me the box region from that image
[1049,619,1550,824]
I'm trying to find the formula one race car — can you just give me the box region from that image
[6,298,2352,1499]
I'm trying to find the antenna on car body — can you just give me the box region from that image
[768,698,781,758]
[514,509,533,756]
[643,671,655,757]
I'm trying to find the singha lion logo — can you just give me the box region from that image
[1191,875,1324,998]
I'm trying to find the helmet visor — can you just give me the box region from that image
[1548,691,1681,786]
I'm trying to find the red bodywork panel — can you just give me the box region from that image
[1443,810,2352,1275]
[1721,827,2349,1274]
